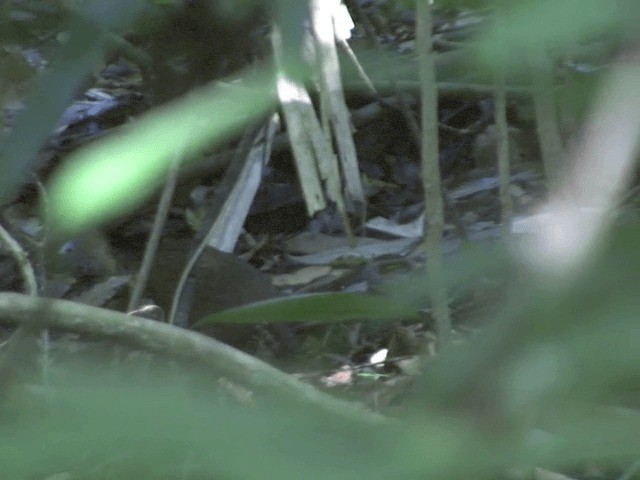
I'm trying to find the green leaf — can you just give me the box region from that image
[45,67,276,237]
[193,291,421,327]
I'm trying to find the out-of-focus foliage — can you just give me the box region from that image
[47,69,276,237]
[1,227,639,478]
[474,0,640,74]
[12,0,637,236]
[1,0,639,478]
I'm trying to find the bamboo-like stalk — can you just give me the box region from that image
[310,0,365,209]
[416,0,451,348]
[271,20,354,239]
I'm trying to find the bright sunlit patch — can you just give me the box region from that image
[369,348,389,366]
[332,1,354,42]
[276,75,312,105]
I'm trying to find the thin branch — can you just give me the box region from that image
[493,18,513,236]
[128,149,183,312]
[0,292,389,425]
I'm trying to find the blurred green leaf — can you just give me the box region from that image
[194,291,420,328]
[475,0,632,74]
[0,358,506,480]
[194,240,513,328]
[46,67,276,237]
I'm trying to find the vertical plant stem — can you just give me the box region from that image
[0,222,46,393]
[529,45,564,181]
[127,149,183,313]
[416,0,451,348]
[0,223,37,296]
[310,0,365,211]
[494,22,513,236]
